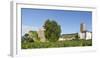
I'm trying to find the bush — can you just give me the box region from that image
[21,39,92,49]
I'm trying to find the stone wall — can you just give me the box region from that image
[37,28,46,42]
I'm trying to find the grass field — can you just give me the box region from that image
[21,39,92,49]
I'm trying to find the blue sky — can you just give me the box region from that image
[21,8,92,35]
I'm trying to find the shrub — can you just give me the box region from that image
[21,39,92,49]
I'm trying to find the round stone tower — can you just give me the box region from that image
[80,22,86,33]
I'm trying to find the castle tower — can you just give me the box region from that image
[80,22,86,33]
[79,22,87,39]
[37,27,46,42]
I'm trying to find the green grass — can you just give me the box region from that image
[21,39,92,49]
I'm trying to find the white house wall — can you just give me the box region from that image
[86,32,92,40]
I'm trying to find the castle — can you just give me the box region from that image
[59,22,92,41]
[27,22,92,42]
[78,22,92,40]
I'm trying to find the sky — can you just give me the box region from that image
[21,8,92,35]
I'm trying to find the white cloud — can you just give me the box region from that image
[22,25,38,36]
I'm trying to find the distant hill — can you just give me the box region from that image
[60,33,78,40]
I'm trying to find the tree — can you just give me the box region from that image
[21,33,30,43]
[44,19,61,42]
[22,32,34,42]
[74,33,79,40]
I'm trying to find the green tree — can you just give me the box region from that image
[24,33,34,42]
[44,19,61,42]
[74,33,79,40]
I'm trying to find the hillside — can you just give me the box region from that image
[60,33,78,40]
